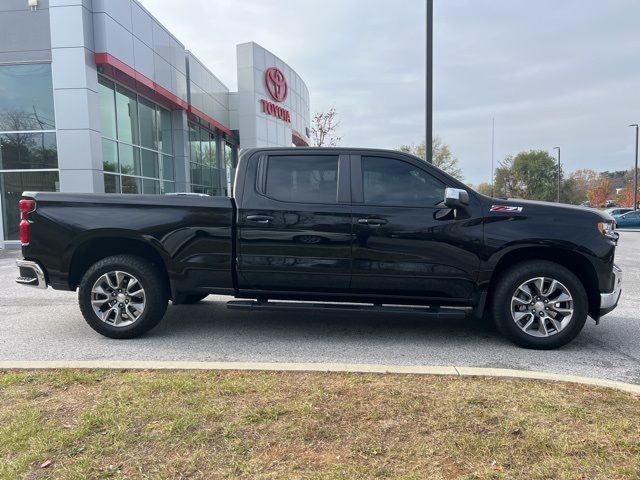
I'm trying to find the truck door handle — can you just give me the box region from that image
[358,218,387,226]
[246,214,274,223]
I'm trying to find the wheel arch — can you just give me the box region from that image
[486,247,600,318]
[68,234,170,292]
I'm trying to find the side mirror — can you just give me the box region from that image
[444,187,469,208]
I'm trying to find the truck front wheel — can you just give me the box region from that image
[78,255,168,339]
[491,260,588,349]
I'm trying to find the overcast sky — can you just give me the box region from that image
[139,0,640,184]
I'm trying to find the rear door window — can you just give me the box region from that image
[265,155,339,204]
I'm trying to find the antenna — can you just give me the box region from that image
[491,117,495,197]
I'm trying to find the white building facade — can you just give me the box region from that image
[0,0,311,247]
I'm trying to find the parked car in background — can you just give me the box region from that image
[613,210,640,228]
[605,208,633,217]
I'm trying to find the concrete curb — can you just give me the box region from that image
[1,360,639,394]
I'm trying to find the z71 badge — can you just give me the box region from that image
[490,205,523,213]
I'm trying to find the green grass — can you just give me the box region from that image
[0,369,639,479]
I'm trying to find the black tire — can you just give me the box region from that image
[172,293,208,305]
[491,260,588,349]
[78,255,168,339]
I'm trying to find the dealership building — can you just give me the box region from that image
[0,0,311,247]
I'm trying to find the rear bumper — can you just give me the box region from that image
[15,259,47,289]
[599,264,622,316]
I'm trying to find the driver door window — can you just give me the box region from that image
[362,156,445,207]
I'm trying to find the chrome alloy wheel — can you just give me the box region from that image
[510,277,574,338]
[90,271,146,327]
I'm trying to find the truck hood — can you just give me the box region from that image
[483,197,614,221]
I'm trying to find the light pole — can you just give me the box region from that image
[553,147,561,203]
[630,124,639,211]
[426,0,433,163]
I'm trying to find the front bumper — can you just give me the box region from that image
[15,259,47,289]
[599,264,622,316]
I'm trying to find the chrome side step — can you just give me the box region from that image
[226,300,468,319]
[15,259,47,289]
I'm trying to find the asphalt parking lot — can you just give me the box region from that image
[1,232,639,383]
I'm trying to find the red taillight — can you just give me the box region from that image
[19,199,35,245]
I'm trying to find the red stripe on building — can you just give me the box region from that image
[94,52,232,136]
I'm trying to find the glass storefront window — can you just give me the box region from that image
[0,132,58,170]
[189,122,226,196]
[209,138,217,166]
[118,144,140,176]
[224,143,236,169]
[161,155,174,181]
[141,149,158,178]
[200,128,211,167]
[102,138,118,172]
[138,97,157,151]
[158,109,172,154]
[190,162,201,186]
[105,174,163,196]
[212,167,220,191]
[1,171,59,240]
[0,64,55,131]
[0,63,58,241]
[99,76,174,195]
[115,85,139,145]
[224,143,237,195]
[121,176,140,194]
[41,133,57,168]
[98,77,117,139]
[104,173,121,194]
[163,181,175,194]
[142,178,160,194]
[189,125,201,163]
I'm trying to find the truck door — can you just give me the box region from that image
[236,151,352,292]
[350,153,482,301]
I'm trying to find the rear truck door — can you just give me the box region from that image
[349,152,483,302]
[236,150,352,292]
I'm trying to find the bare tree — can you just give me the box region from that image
[0,109,39,133]
[311,108,341,147]
[399,136,464,180]
[0,110,39,169]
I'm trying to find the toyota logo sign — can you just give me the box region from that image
[264,67,288,102]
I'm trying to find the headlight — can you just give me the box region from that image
[597,221,616,239]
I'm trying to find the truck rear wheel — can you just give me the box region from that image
[78,255,168,339]
[491,260,588,349]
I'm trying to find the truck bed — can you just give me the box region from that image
[21,192,235,294]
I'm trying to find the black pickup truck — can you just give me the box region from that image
[16,147,622,349]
